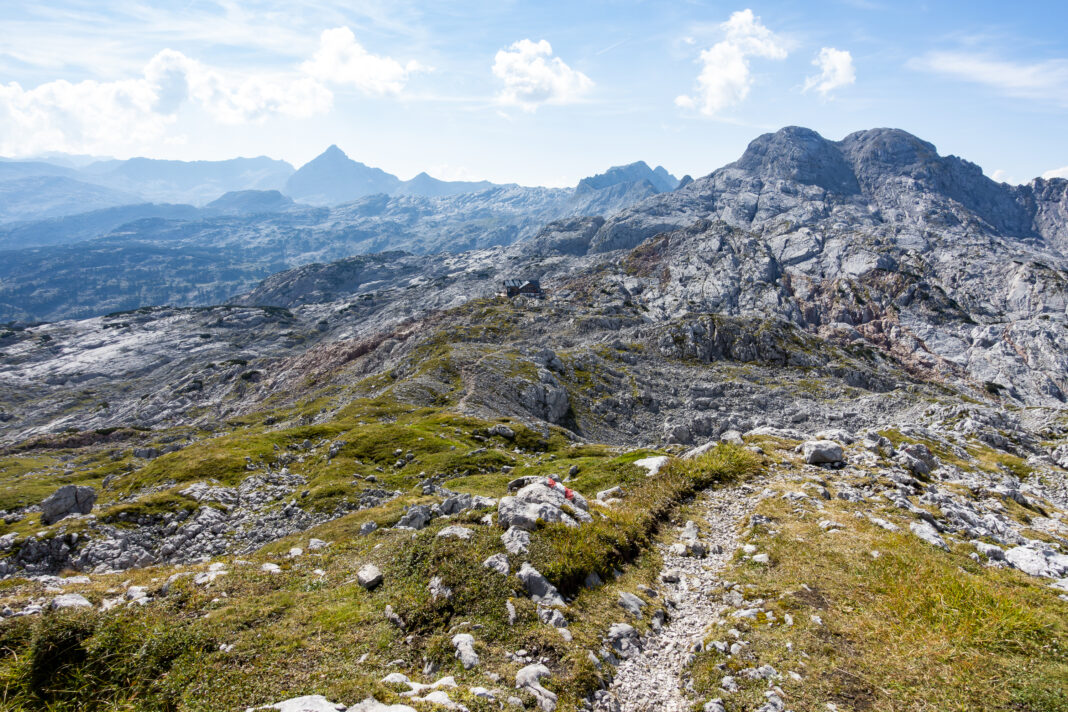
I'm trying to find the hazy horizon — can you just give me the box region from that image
[2,1,1067,187]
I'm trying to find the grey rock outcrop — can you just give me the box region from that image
[516,563,565,606]
[498,481,591,531]
[40,485,97,525]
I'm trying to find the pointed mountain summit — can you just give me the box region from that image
[284,145,402,206]
[576,160,679,194]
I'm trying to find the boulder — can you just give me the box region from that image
[801,440,844,465]
[40,485,97,525]
[488,424,516,440]
[972,541,1005,561]
[439,493,496,516]
[428,576,452,600]
[49,593,92,610]
[596,486,624,501]
[357,564,383,590]
[394,505,433,530]
[633,455,669,475]
[605,622,642,659]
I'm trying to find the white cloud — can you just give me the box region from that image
[1042,166,1068,180]
[675,9,787,116]
[0,26,428,156]
[146,50,332,125]
[909,51,1068,105]
[0,75,171,157]
[492,39,593,111]
[803,47,855,96]
[0,49,333,156]
[302,26,426,96]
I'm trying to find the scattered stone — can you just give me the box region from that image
[357,564,383,590]
[483,553,510,575]
[868,516,899,532]
[428,576,452,600]
[515,664,557,712]
[516,563,564,606]
[452,633,480,669]
[617,592,647,618]
[346,698,417,712]
[909,520,948,550]
[436,526,473,540]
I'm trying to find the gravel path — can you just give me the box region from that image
[602,481,763,712]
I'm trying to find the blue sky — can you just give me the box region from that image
[1,1,1066,186]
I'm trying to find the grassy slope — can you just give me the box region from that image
[686,439,1068,712]
[0,399,762,711]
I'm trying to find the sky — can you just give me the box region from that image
[1,1,1067,187]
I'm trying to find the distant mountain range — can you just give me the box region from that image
[0,153,680,321]
[0,145,678,227]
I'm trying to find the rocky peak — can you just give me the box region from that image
[835,127,1033,235]
[728,126,860,195]
[577,161,679,194]
[284,146,402,206]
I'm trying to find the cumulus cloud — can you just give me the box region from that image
[803,47,855,96]
[1042,166,1068,180]
[675,9,787,116]
[147,50,332,124]
[492,39,593,111]
[0,26,421,156]
[909,51,1068,105]
[302,26,425,95]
